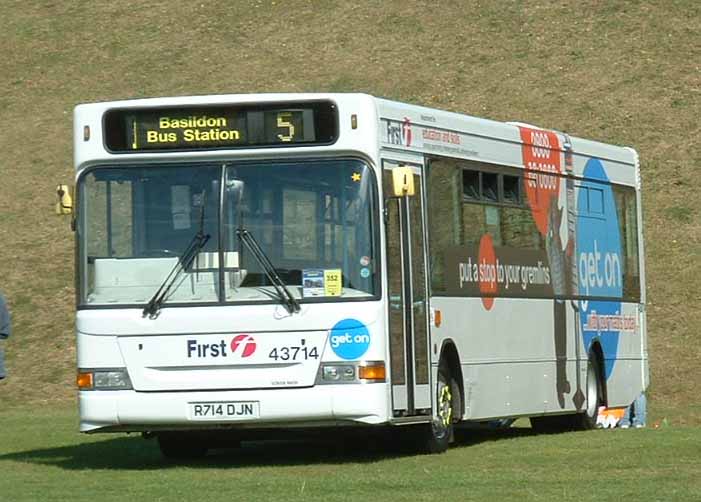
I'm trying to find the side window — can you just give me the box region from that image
[614,186,641,301]
[461,201,488,245]
[462,170,522,204]
[482,172,498,202]
[588,187,604,215]
[502,174,521,204]
[463,170,480,200]
[428,159,463,292]
[501,205,542,250]
[460,167,541,251]
[427,160,542,294]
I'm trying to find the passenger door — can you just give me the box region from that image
[382,159,432,418]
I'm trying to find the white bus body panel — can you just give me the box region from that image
[77,301,390,431]
[431,297,645,420]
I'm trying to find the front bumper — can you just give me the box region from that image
[79,383,389,432]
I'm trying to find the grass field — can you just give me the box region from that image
[0,406,698,502]
[0,0,700,495]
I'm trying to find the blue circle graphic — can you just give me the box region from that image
[576,158,623,379]
[330,319,370,360]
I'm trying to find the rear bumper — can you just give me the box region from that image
[79,383,389,432]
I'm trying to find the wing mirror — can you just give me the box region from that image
[55,184,73,215]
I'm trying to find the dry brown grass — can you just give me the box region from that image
[1,0,699,423]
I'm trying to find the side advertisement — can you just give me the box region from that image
[438,125,637,389]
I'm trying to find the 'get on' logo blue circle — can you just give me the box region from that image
[330,319,370,360]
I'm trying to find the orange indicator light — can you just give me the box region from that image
[434,309,442,327]
[77,372,93,390]
[359,363,386,381]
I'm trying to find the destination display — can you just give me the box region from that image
[103,101,337,152]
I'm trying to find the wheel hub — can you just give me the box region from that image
[438,382,452,428]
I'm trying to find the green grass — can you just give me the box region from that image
[0,407,699,501]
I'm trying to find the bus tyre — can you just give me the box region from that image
[157,433,208,460]
[424,366,456,454]
[577,355,602,430]
[530,355,602,433]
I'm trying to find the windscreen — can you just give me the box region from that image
[78,159,378,308]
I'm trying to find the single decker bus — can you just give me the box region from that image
[60,93,647,457]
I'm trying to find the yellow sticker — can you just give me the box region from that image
[351,172,361,182]
[324,269,342,296]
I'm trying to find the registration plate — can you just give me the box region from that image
[188,401,260,421]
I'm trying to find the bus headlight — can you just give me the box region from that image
[316,361,385,384]
[322,365,355,382]
[77,369,133,390]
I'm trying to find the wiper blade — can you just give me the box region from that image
[144,190,209,319]
[236,228,300,314]
[142,231,210,319]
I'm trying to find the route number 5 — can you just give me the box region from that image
[277,112,295,142]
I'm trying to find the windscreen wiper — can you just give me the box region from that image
[142,231,210,318]
[143,192,210,318]
[236,228,301,314]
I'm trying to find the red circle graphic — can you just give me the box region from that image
[478,234,498,310]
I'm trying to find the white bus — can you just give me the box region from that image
[64,93,647,457]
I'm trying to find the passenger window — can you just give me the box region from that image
[503,175,521,204]
[482,172,498,202]
[463,170,480,199]
[588,187,604,214]
[501,206,542,250]
[613,186,641,301]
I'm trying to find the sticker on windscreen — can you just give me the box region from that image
[330,319,370,360]
[302,268,342,298]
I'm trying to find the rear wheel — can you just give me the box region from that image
[157,433,208,460]
[576,355,602,430]
[530,354,602,432]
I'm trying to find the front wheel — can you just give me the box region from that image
[423,366,457,454]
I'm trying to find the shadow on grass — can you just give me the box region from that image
[0,426,537,471]
[454,425,538,446]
